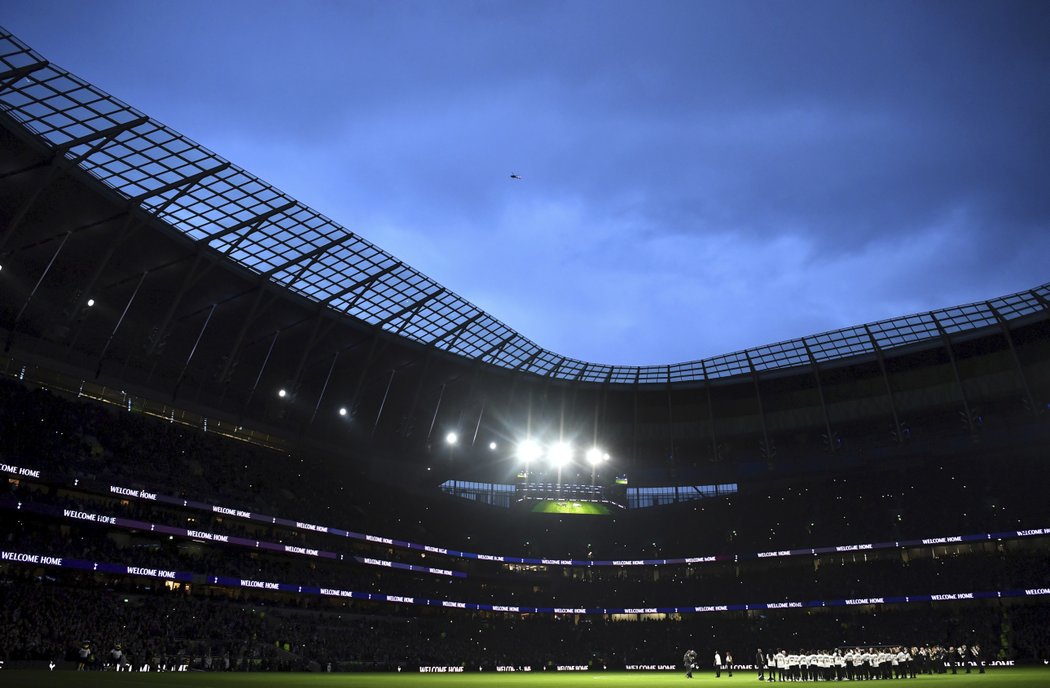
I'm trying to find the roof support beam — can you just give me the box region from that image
[930,314,976,435]
[94,270,148,379]
[171,303,216,400]
[700,359,719,462]
[0,116,151,250]
[66,163,230,331]
[4,211,128,256]
[428,311,482,349]
[0,60,48,93]
[0,116,150,181]
[1030,288,1050,312]
[375,288,444,329]
[630,382,638,472]
[347,332,381,420]
[305,350,340,430]
[4,230,71,353]
[129,162,230,205]
[476,334,515,363]
[371,368,397,438]
[745,352,774,462]
[405,350,435,440]
[665,367,675,472]
[288,309,333,398]
[239,329,279,423]
[324,262,401,306]
[864,325,905,444]
[987,304,1038,416]
[198,200,296,244]
[469,395,486,448]
[216,284,277,388]
[0,164,62,251]
[392,302,427,337]
[261,233,351,280]
[444,313,483,352]
[547,356,567,378]
[801,339,837,453]
[425,383,446,445]
[513,348,542,372]
[143,254,209,357]
[55,116,151,153]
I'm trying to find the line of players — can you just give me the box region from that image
[687,645,986,681]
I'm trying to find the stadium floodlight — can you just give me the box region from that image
[586,447,604,465]
[445,431,459,445]
[489,441,498,451]
[338,407,347,417]
[516,439,543,464]
[86,298,95,307]
[277,388,287,398]
[548,441,573,468]
[514,439,541,470]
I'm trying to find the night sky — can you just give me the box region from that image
[3,1,1048,366]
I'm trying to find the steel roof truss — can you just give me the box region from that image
[376,287,445,329]
[262,233,353,280]
[202,200,296,245]
[476,333,515,363]
[0,60,48,93]
[54,115,151,155]
[324,261,401,307]
[428,311,482,349]
[130,162,231,205]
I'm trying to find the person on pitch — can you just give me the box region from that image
[684,648,698,679]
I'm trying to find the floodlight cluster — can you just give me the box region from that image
[515,439,610,469]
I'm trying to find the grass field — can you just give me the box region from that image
[1,669,1048,688]
[530,501,611,515]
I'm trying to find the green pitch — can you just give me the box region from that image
[530,500,611,515]
[1,669,1049,688]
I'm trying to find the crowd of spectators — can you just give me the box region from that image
[5,483,1050,611]
[3,574,1047,669]
[2,377,1049,669]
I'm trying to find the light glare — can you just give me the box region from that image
[516,439,543,463]
[548,441,573,467]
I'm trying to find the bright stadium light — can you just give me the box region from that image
[86,298,95,307]
[489,441,498,451]
[338,407,347,417]
[446,431,459,445]
[516,439,543,464]
[587,447,608,485]
[277,388,287,398]
[548,441,573,468]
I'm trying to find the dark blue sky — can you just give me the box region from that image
[4,1,1049,365]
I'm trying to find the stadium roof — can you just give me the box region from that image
[1,26,1047,385]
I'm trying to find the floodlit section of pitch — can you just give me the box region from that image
[530,500,611,515]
